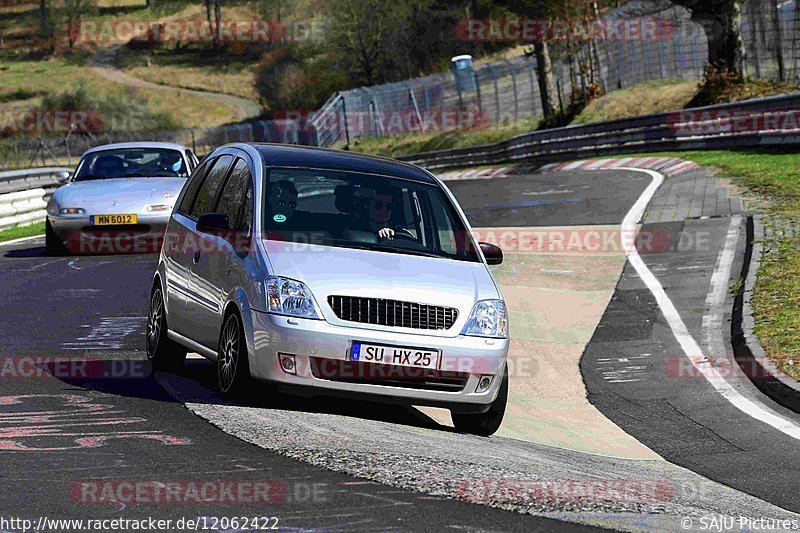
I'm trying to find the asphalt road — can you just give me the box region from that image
[0,237,595,531]
[0,169,797,531]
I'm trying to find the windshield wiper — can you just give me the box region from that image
[73,174,112,181]
[327,241,444,259]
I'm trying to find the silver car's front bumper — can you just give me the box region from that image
[249,310,508,412]
[49,214,170,253]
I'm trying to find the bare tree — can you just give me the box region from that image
[770,0,785,81]
[39,0,47,36]
[672,0,745,74]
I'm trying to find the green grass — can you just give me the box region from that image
[0,221,45,243]
[350,116,542,158]
[573,80,699,124]
[0,58,238,129]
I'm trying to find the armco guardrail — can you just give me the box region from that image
[0,188,47,231]
[0,167,70,232]
[0,167,71,196]
[398,93,800,171]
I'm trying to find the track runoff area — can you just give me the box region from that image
[0,164,799,531]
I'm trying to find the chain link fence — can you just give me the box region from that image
[742,0,800,82]
[5,0,800,169]
[308,0,710,148]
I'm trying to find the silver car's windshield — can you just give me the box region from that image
[74,148,188,181]
[263,168,480,262]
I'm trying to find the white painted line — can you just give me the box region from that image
[0,233,44,247]
[620,167,800,441]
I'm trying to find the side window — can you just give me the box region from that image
[189,155,234,219]
[240,180,254,234]
[185,150,198,171]
[214,158,252,231]
[426,190,458,255]
[178,157,214,215]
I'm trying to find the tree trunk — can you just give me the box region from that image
[204,0,214,48]
[534,40,557,120]
[675,0,744,75]
[771,0,785,81]
[214,0,222,49]
[39,0,47,36]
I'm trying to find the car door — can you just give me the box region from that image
[163,156,215,336]
[188,156,254,350]
[179,154,235,347]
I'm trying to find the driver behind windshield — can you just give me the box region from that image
[351,188,406,240]
[156,152,185,175]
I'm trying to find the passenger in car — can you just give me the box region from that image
[266,180,329,244]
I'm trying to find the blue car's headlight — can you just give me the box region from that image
[265,276,322,319]
[462,299,508,338]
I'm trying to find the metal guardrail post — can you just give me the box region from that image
[404,82,425,134]
[504,59,519,123]
[691,33,701,76]
[339,94,350,148]
[485,64,501,124]
[525,60,537,115]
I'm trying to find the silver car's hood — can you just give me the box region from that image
[53,177,186,213]
[262,241,500,336]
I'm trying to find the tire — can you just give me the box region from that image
[217,310,253,398]
[45,220,68,256]
[452,363,509,437]
[146,285,187,371]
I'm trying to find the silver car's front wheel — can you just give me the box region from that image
[217,312,252,396]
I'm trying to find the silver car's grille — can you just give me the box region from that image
[327,296,458,330]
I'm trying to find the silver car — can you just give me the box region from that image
[46,142,198,255]
[148,143,509,435]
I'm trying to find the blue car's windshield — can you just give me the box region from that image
[263,167,480,262]
[74,148,188,181]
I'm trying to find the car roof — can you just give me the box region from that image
[82,142,190,155]
[241,143,436,184]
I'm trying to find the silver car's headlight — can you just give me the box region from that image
[266,276,322,319]
[462,299,508,338]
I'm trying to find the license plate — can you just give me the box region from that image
[90,214,137,225]
[351,342,439,370]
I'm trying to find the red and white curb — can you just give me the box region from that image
[539,157,699,176]
[437,167,512,181]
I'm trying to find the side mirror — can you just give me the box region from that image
[196,213,229,234]
[479,242,503,265]
[55,171,71,184]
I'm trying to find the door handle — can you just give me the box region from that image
[192,249,201,264]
